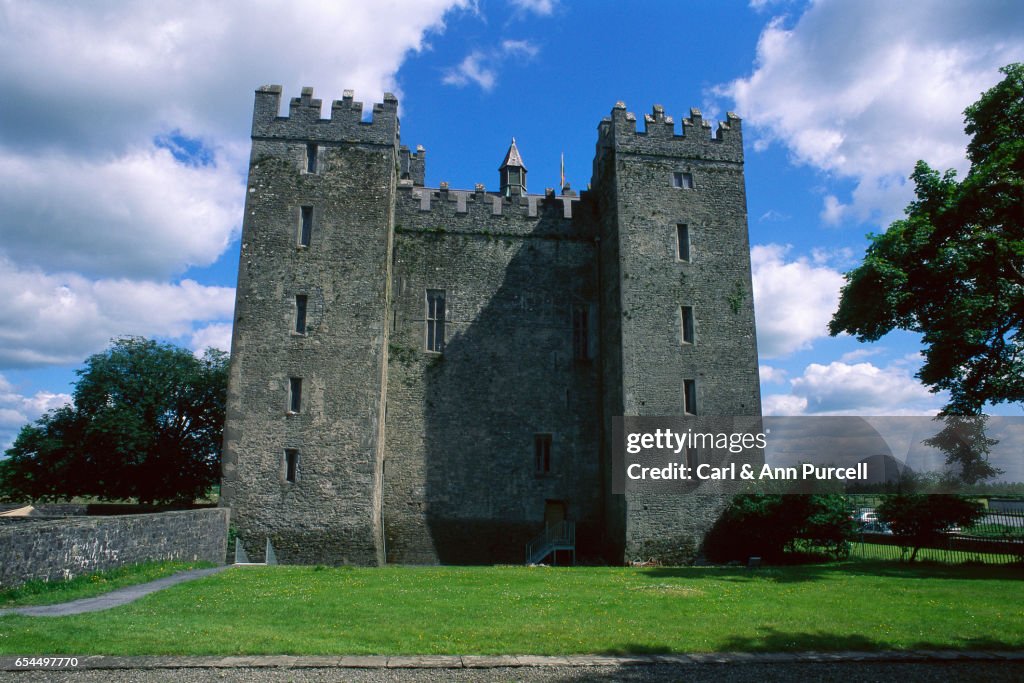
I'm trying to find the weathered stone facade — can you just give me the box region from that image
[0,508,229,588]
[220,86,761,565]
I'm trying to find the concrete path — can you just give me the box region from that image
[0,566,228,617]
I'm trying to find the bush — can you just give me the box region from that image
[703,494,856,563]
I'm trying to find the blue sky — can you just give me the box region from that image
[1,0,1023,449]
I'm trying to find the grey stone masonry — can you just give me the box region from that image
[221,87,761,565]
[0,508,228,588]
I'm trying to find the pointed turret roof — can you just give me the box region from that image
[499,137,527,171]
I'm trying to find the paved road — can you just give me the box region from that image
[1,660,1023,682]
[0,567,228,617]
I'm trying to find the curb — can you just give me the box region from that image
[2,651,1023,671]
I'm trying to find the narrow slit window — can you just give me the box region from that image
[572,304,589,361]
[534,434,552,474]
[284,449,299,483]
[683,379,697,415]
[299,206,313,247]
[672,171,694,189]
[426,289,446,352]
[289,377,302,413]
[681,306,694,344]
[294,295,308,334]
[676,224,691,261]
[306,143,318,174]
[685,445,698,469]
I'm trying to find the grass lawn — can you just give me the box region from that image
[0,561,1022,655]
[0,561,214,608]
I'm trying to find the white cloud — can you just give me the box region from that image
[721,1,1024,227]
[191,323,233,357]
[839,348,882,363]
[509,0,556,16]
[443,51,498,90]
[501,39,540,57]
[0,1,470,375]
[443,39,539,90]
[0,374,72,449]
[764,360,942,416]
[0,146,242,279]
[762,393,807,416]
[0,258,234,368]
[759,365,788,384]
[0,2,471,152]
[751,244,845,358]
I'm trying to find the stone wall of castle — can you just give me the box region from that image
[221,87,398,564]
[593,105,762,561]
[221,87,762,566]
[0,509,228,588]
[382,188,603,564]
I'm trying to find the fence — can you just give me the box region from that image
[849,506,1024,564]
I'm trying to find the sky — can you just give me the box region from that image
[1,0,1023,451]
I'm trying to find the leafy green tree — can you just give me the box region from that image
[1,337,228,505]
[703,494,856,563]
[829,63,1024,416]
[876,494,985,562]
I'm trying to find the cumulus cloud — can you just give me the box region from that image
[751,244,845,358]
[443,39,539,90]
[0,374,72,449]
[0,1,471,376]
[0,258,234,368]
[191,322,234,357]
[759,365,788,384]
[763,360,942,416]
[0,1,470,152]
[721,1,1024,227]
[0,146,242,279]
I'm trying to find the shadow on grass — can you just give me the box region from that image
[596,630,1018,656]
[642,559,1024,584]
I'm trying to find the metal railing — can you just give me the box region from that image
[850,507,1024,564]
[525,520,576,565]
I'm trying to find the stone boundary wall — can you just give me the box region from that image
[0,508,229,588]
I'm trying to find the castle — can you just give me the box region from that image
[220,86,762,565]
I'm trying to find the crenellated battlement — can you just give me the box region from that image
[251,85,398,145]
[596,101,743,163]
[394,183,593,239]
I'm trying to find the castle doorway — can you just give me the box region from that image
[544,499,566,528]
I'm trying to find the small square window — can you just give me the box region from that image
[299,206,313,247]
[676,224,691,261]
[289,377,302,413]
[306,143,318,174]
[294,295,308,334]
[681,306,694,344]
[534,434,552,474]
[683,379,697,415]
[672,172,694,189]
[284,449,299,483]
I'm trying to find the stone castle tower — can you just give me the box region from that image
[219,86,761,565]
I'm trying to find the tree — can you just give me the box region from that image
[829,63,1024,416]
[703,494,856,563]
[1,337,228,505]
[876,494,985,562]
